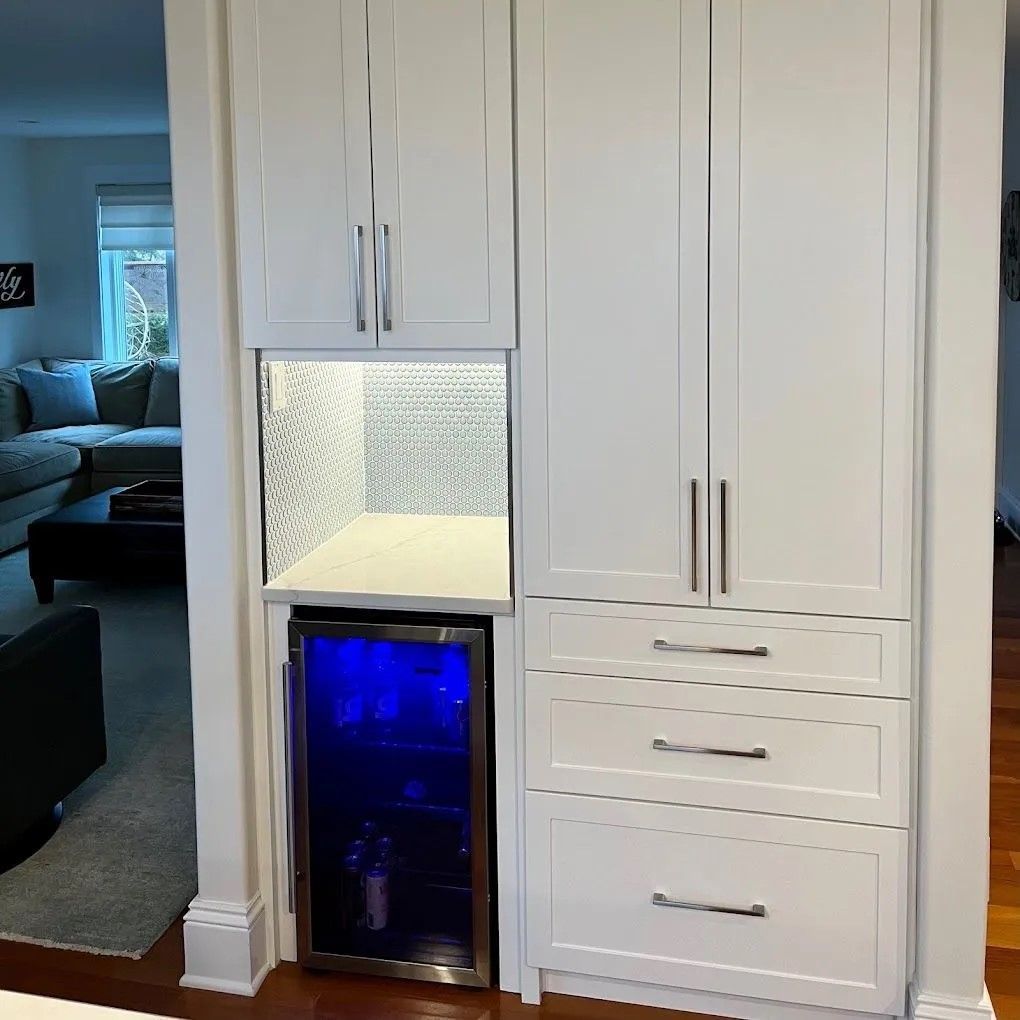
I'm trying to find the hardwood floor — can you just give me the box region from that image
[988,543,1020,1019]
[0,917,709,1018]
[5,554,1020,1019]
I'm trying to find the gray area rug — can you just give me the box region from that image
[0,548,196,957]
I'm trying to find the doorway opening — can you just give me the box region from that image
[0,0,195,973]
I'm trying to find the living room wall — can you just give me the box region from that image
[25,134,172,363]
[0,137,38,365]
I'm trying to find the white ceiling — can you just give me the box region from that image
[0,0,168,138]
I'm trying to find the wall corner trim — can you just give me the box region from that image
[911,985,998,1020]
[179,893,271,998]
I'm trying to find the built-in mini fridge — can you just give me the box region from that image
[286,608,494,987]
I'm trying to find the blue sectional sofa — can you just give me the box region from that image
[0,358,181,553]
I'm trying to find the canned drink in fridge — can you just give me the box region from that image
[365,865,389,931]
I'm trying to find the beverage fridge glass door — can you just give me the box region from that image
[288,618,491,986]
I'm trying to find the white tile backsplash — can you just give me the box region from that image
[363,362,508,517]
[260,361,365,579]
[260,360,508,579]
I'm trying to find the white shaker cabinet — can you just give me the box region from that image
[229,0,515,351]
[518,0,711,607]
[520,0,922,620]
[368,0,515,349]
[230,0,376,349]
[708,0,922,618]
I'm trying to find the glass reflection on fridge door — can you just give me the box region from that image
[289,617,491,986]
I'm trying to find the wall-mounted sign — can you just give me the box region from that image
[0,264,34,309]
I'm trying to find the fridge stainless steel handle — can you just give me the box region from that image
[720,479,729,595]
[690,478,699,593]
[377,223,392,331]
[652,737,768,759]
[352,225,366,332]
[652,638,768,657]
[652,892,767,918]
[282,661,297,914]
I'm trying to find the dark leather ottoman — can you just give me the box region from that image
[27,488,186,604]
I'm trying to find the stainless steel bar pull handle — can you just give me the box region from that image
[690,478,699,592]
[719,479,729,595]
[652,892,767,919]
[652,638,768,657]
[282,662,297,914]
[352,225,366,332]
[377,223,392,332]
[652,737,768,759]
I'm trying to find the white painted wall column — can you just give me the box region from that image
[164,0,270,996]
[913,2,1005,1018]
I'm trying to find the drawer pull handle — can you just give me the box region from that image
[653,638,768,657]
[652,737,768,759]
[652,892,767,919]
[690,478,699,593]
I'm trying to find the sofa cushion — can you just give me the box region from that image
[14,425,136,471]
[0,360,42,440]
[92,427,183,474]
[18,365,100,429]
[44,359,153,427]
[0,442,81,500]
[144,358,180,427]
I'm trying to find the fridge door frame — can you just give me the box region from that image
[288,618,493,987]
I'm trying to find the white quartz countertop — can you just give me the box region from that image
[0,991,155,1019]
[263,513,513,614]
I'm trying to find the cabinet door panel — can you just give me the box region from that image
[519,0,710,605]
[230,0,376,349]
[368,0,515,349]
[710,0,921,618]
[526,792,908,1015]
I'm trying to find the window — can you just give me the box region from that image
[97,184,177,360]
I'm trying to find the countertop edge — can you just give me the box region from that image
[262,585,515,617]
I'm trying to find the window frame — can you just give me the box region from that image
[96,183,178,362]
[98,248,179,361]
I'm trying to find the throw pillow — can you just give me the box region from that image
[144,358,181,427]
[17,364,101,429]
[0,360,42,439]
[44,358,153,426]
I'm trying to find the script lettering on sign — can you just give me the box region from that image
[0,264,34,309]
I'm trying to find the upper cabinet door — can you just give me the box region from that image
[367,0,515,349]
[519,0,710,606]
[230,0,376,350]
[709,0,922,619]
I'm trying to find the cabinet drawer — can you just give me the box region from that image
[526,792,907,1015]
[526,672,909,826]
[525,598,910,698]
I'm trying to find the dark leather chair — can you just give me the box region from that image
[0,606,106,873]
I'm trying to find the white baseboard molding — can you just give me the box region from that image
[180,893,272,997]
[910,985,997,1020]
[542,972,901,1020]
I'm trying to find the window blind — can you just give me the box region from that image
[97,184,174,251]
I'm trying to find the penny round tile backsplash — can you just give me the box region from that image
[260,360,509,580]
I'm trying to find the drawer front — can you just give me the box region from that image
[526,672,909,826]
[526,792,907,1015]
[525,598,910,698]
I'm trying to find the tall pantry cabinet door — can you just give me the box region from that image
[367,0,515,349]
[709,0,922,619]
[229,0,376,350]
[518,0,710,606]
